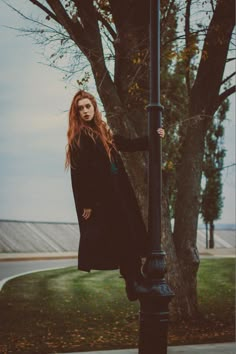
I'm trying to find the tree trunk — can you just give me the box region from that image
[209,221,215,249]
[205,223,209,249]
[173,0,235,317]
[173,121,203,316]
[162,179,194,319]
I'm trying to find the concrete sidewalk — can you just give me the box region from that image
[58,342,235,354]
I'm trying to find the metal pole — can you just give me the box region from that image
[137,1,174,353]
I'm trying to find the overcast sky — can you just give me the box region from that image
[0,1,235,225]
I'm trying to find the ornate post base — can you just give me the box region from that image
[137,251,174,354]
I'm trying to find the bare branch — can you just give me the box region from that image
[29,0,59,24]
[2,0,38,23]
[215,86,236,111]
[221,72,236,86]
[210,0,216,13]
[218,163,236,171]
[1,16,68,44]
[45,0,85,48]
[184,0,192,97]
[101,26,114,46]
[96,10,116,40]
[226,57,236,63]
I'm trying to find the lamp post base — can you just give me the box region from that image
[137,251,174,354]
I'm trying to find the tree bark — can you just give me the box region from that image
[162,178,193,319]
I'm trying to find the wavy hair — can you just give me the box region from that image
[65,90,114,169]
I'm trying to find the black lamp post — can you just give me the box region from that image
[137,1,174,353]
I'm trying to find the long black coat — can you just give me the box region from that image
[70,131,148,272]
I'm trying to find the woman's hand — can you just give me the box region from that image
[157,128,165,138]
[82,208,92,220]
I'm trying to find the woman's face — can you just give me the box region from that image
[78,98,95,122]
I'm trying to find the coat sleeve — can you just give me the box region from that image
[70,134,96,218]
[113,134,148,152]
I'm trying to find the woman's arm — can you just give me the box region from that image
[113,134,148,152]
[113,129,165,152]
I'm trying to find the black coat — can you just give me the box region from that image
[70,131,148,272]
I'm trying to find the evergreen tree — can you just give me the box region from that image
[201,100,228,248]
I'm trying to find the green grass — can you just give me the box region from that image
[197,258,235,321]
[0,258,234,353]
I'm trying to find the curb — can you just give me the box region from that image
[55,342,236,354]
[0,252,77,262]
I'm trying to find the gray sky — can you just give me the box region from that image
[0,1,235,224]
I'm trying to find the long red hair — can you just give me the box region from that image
[65,90,114,169]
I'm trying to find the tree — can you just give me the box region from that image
[201,100,227,248]
[4,0,235,319]
[201,171,223,248]
[173,0,235,314]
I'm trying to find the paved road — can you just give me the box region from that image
[197,229,236,249]
[0,258,77,281]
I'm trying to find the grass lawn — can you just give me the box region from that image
[0,258,234,353]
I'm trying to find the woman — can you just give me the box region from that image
[65,90,164,301]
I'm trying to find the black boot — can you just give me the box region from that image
[125,279,139,301]
[120,256,143,301]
